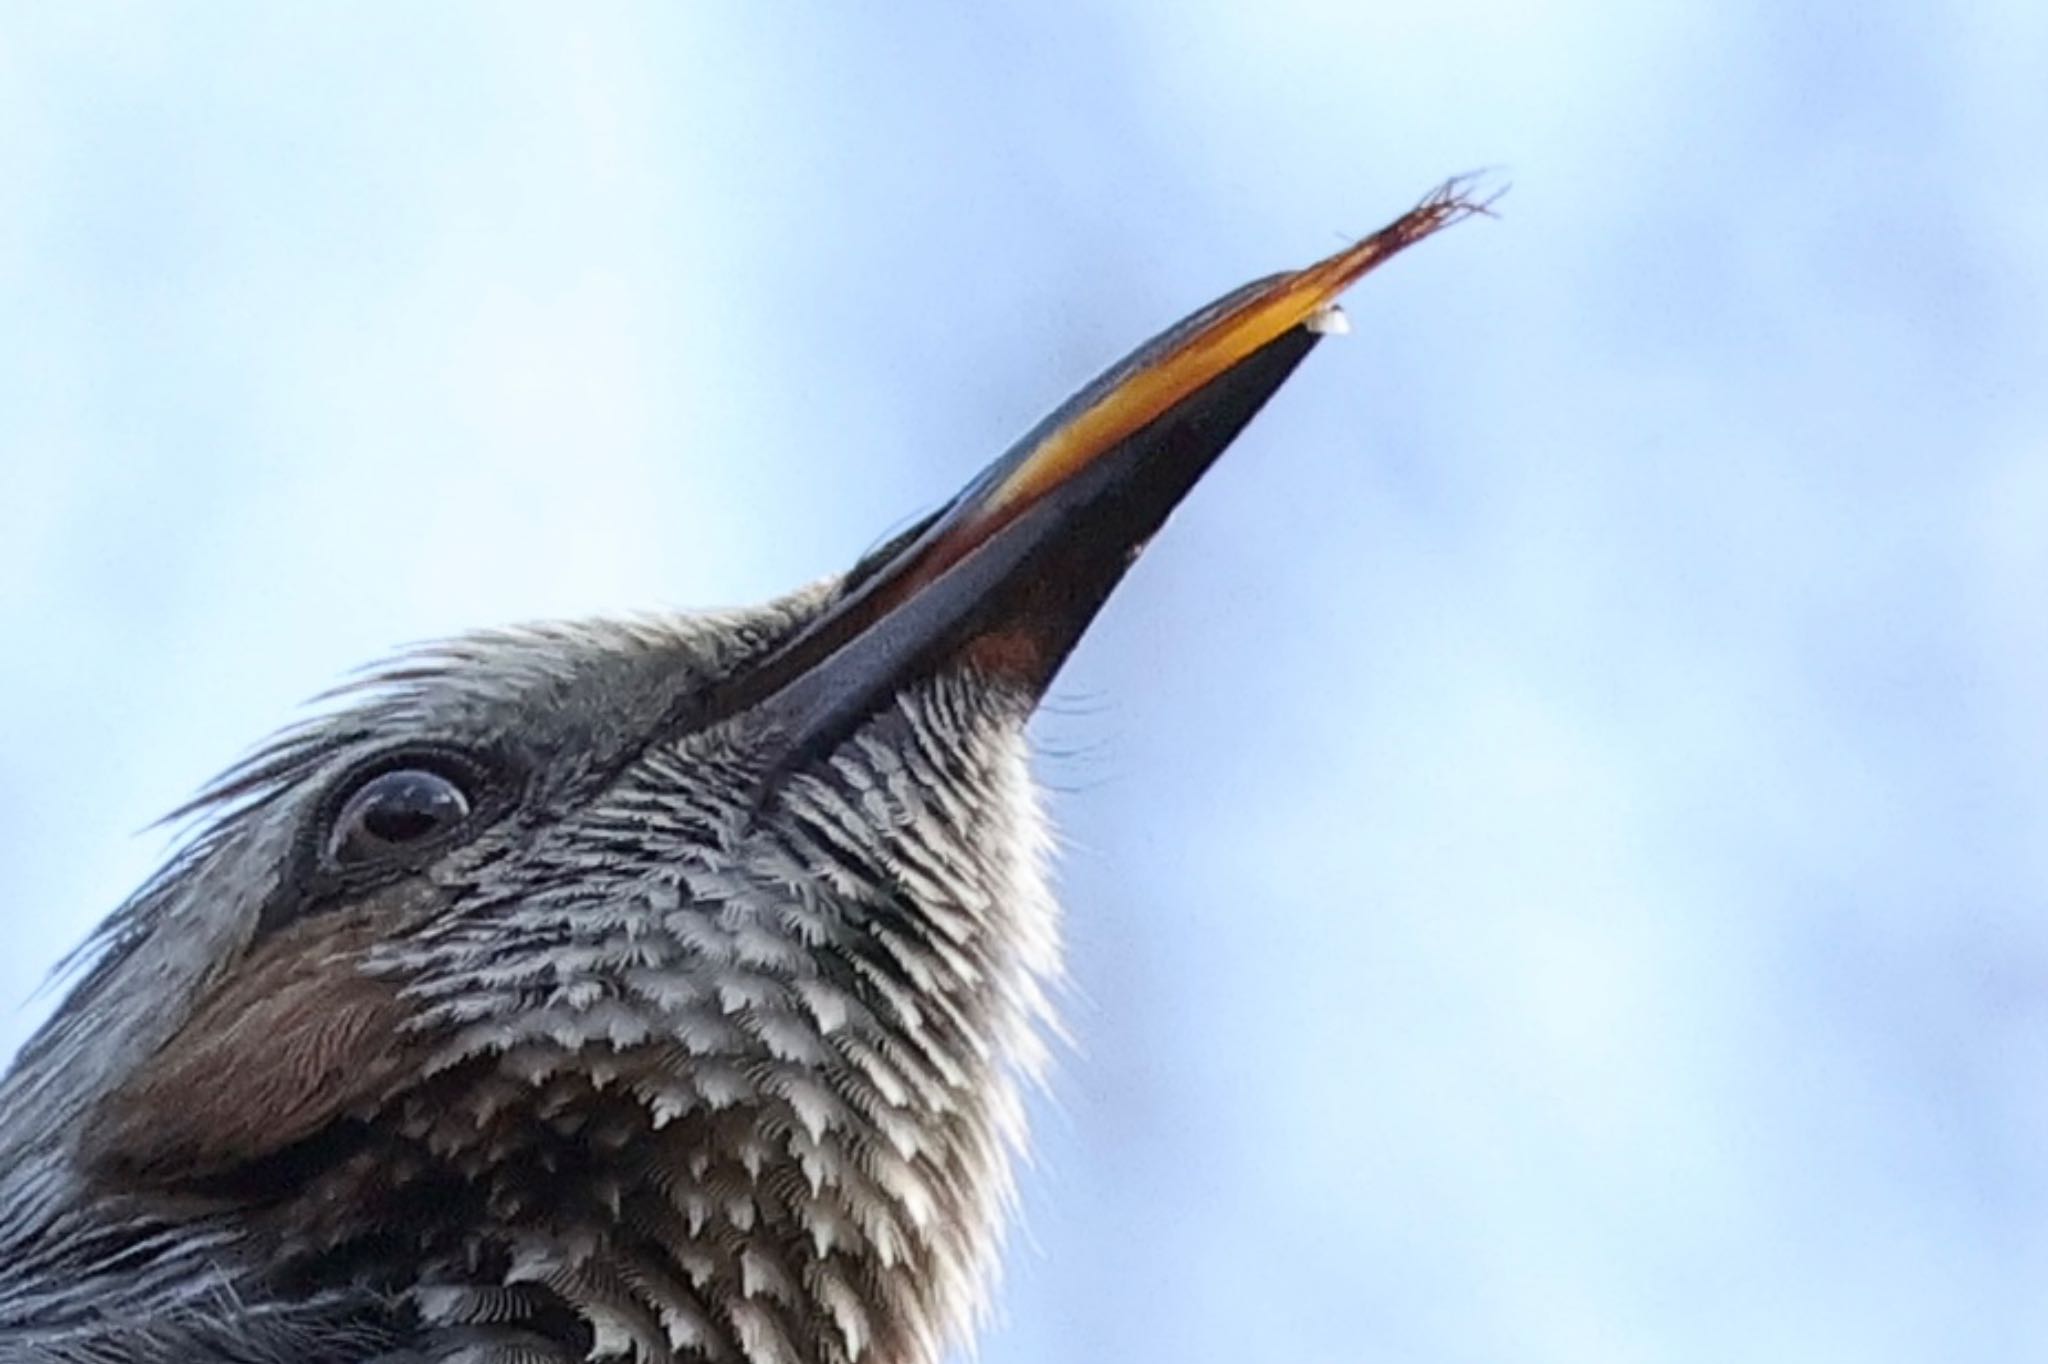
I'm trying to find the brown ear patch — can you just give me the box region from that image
[83,912,419,1189]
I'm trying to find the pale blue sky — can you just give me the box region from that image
[4,6,2047,1362]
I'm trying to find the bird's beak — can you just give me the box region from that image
[719,182,1489,759]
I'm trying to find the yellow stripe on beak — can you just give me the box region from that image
[961,178,1493,549]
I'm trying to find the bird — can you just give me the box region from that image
[0,183,1486,1364]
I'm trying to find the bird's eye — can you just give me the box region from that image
[326,767,473,866]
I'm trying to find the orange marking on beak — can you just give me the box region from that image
[948,178,1497,562]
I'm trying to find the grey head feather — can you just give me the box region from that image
[0,584,1060,1364]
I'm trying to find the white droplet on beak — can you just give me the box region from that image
[1305,303,1351,336]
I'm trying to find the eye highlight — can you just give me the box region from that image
[326,767,473,867]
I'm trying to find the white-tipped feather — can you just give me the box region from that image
[1,604,1062,1364]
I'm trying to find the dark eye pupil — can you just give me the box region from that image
[330,768,471,864]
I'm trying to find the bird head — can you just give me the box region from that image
[0,186,1486,1364]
